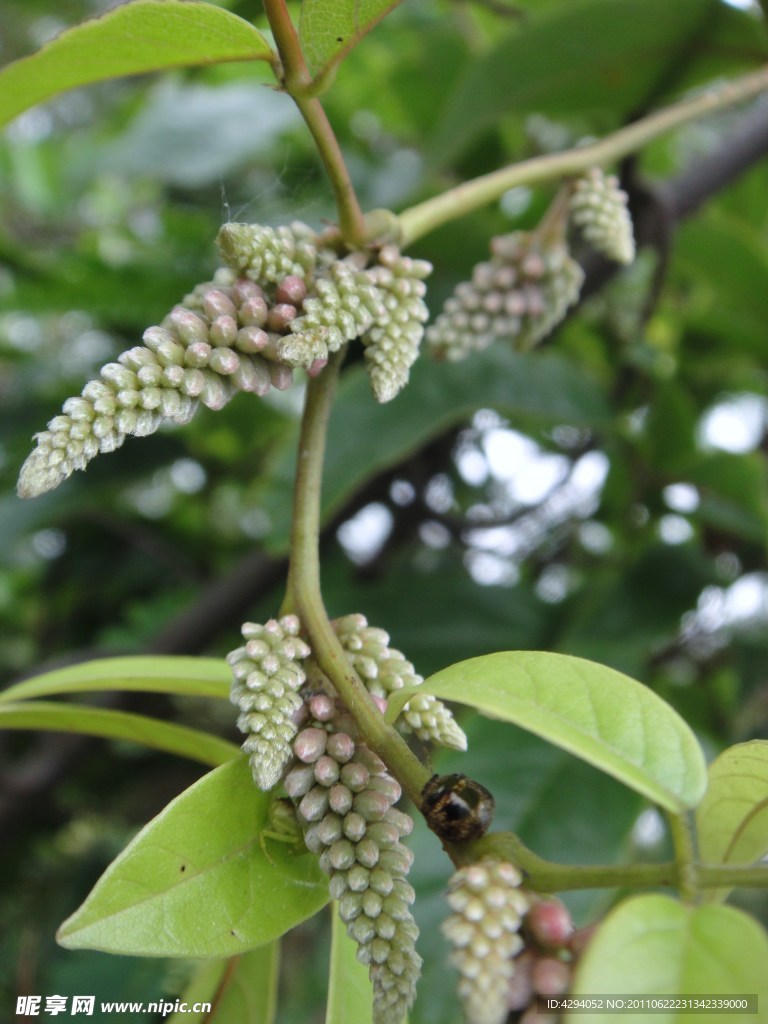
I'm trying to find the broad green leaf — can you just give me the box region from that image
[429,0,763,167]
[0,701,238,767]
[261,349,610,553]
[405,652,707,811]
[571,895,768,1023]
[326,905,374,1024]
[0,655,231,705]
[299,0,404,78]
[0,0,273,130]
[58,758,329,957]
[696,741,768,899]
[167,944,279,1024]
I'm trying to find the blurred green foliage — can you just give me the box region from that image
[1,0,768,1020]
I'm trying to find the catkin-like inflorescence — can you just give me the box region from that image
[287,703,421,1024]
[283,245,432,403]
[17,269,302,498]
[361,245,432,403]
[284,256,387,367]
[18,225,433,498]
[426,230,584,362]
[569,168,635,265]
[442,860,531,1024]
[333,613,467,751]
[228,615,311,791]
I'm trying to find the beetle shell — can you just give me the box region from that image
[420,772,494,842]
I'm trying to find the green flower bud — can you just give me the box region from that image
[570,167,635,265]
[228,614,310,791]
[342,811,368,843]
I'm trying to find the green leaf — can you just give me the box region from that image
[167,944,279,1024]
[0,701,239,767]
[57,758,329,957]
[571,895,768,1022]
[429,0,763,167]
[405,652,707,812]
[0,0,273,129]
[299,0,404,78]
[326,905,374,1024]
[0,655,231,705]
[696,741,768,900]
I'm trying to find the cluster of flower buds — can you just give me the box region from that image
[16,266,306,498]
[220,225,432,402]
[281,255,388,368]
[333,613,467,751]
[216,220,318,284]
[361,245,432,403]
[426,229,584,362]
[286,695,421,1024]
[228,615,311,791]
[442,860,531,1024]
[569,168,635,265]
[18,222,432,497]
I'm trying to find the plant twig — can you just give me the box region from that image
[398,64,768,247]
[281,352,430,806]
[471,831,768,893]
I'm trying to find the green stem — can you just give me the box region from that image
[399,64,768,247]
[697,863,768,889]
[261,0,366,246]
[282,353,430,807]
[469,831,768,893]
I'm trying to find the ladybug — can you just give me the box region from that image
[420,772,494,842]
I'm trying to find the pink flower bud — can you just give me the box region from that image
[236,325,269,353]
[294,727,328,763]
[276,275,308,305]
[203,289,237,321]
[531,956,571,998]
[268,303,299,332]
[326,732,355,764]
[526,898,574,950]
